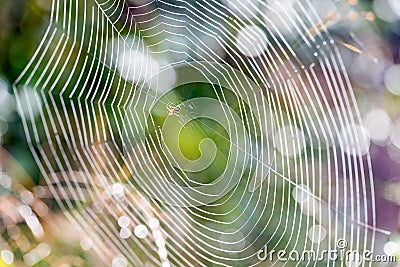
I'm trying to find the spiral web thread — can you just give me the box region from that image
[12,0,383,266]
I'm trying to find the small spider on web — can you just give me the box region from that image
[166,102,182,116]
[166,102,196,117]
[164,101,197,127]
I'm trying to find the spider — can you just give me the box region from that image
[166,102,182,116]
[166,102,195,125]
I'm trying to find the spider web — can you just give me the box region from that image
[12,0,383,266]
